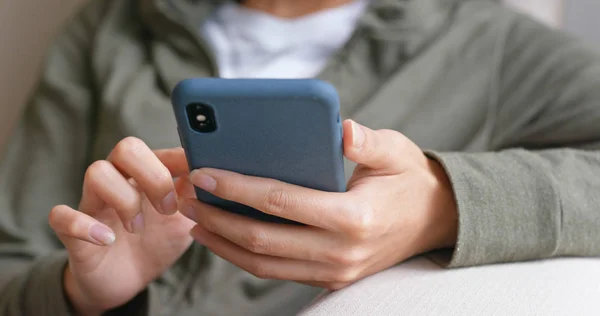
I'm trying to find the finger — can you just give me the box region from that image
[80,160,144,234]
[342,120,408,173]
[181,198,348,264]
[190,225,341,282]
[107,137,178,215]
[49,205,116,249]
[188,168,358,232]
[174,175,197,202]
[154,147,190,177]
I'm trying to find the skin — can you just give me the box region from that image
[182,120,458,289]
[243,0,354,18]
[49,2,457,315]
[50,140,197,316]
[49,120,457,315]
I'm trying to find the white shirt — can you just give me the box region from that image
[201,0,369,79]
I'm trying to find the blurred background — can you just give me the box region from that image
[0,0,598,153]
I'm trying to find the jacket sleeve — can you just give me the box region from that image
[0,2,151,315]
[428,9,600,267]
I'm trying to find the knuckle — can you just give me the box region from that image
[347,204,376,240]
[261,187,291,215]
[114,137,145,157]
[119,191,142,215]
[334,267,361,283]
[241,228,270,253]
[85,160,112,185]
[329,246,368,266]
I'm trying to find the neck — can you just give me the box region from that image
[241,0,355,18]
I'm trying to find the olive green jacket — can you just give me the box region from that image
[1,0,599,315]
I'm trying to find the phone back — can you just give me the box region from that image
[172,78,346,223]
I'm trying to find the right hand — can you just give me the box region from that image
[48,138,197,316]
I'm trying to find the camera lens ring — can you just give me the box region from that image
[186,103,217,133]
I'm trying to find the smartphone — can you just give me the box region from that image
[171,78,346,224]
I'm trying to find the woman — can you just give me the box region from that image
[1,0,599,315]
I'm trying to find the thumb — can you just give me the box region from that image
[343,120,406,172]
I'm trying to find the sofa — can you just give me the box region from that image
[1,1,599,315]
[0,0,85,152]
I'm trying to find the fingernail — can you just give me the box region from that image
[181,205,197,222]
[130,213,145,234]
[190,170,217,192]
[352,121,366,148]
[161,191,178,214]
[89,224,116,245]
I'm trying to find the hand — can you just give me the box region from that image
[180,120,458,290]
[48,138,196,316]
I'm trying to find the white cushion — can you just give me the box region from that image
[301,256,600,316]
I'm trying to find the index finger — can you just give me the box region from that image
[189,168,359,232]
[107,138,178,215]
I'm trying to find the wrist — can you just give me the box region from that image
[425,157,458,250]
[63,265,104,316]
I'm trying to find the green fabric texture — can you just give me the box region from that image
[1,0,599,315]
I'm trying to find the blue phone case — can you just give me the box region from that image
[171,78,346,224]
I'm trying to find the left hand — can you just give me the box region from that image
[179,120,458,290]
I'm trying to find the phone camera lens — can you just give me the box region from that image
[187,103,217,133]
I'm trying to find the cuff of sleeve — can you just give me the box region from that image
[106,288,152,316]
[423,150,560,268]
[22,251,73,315]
